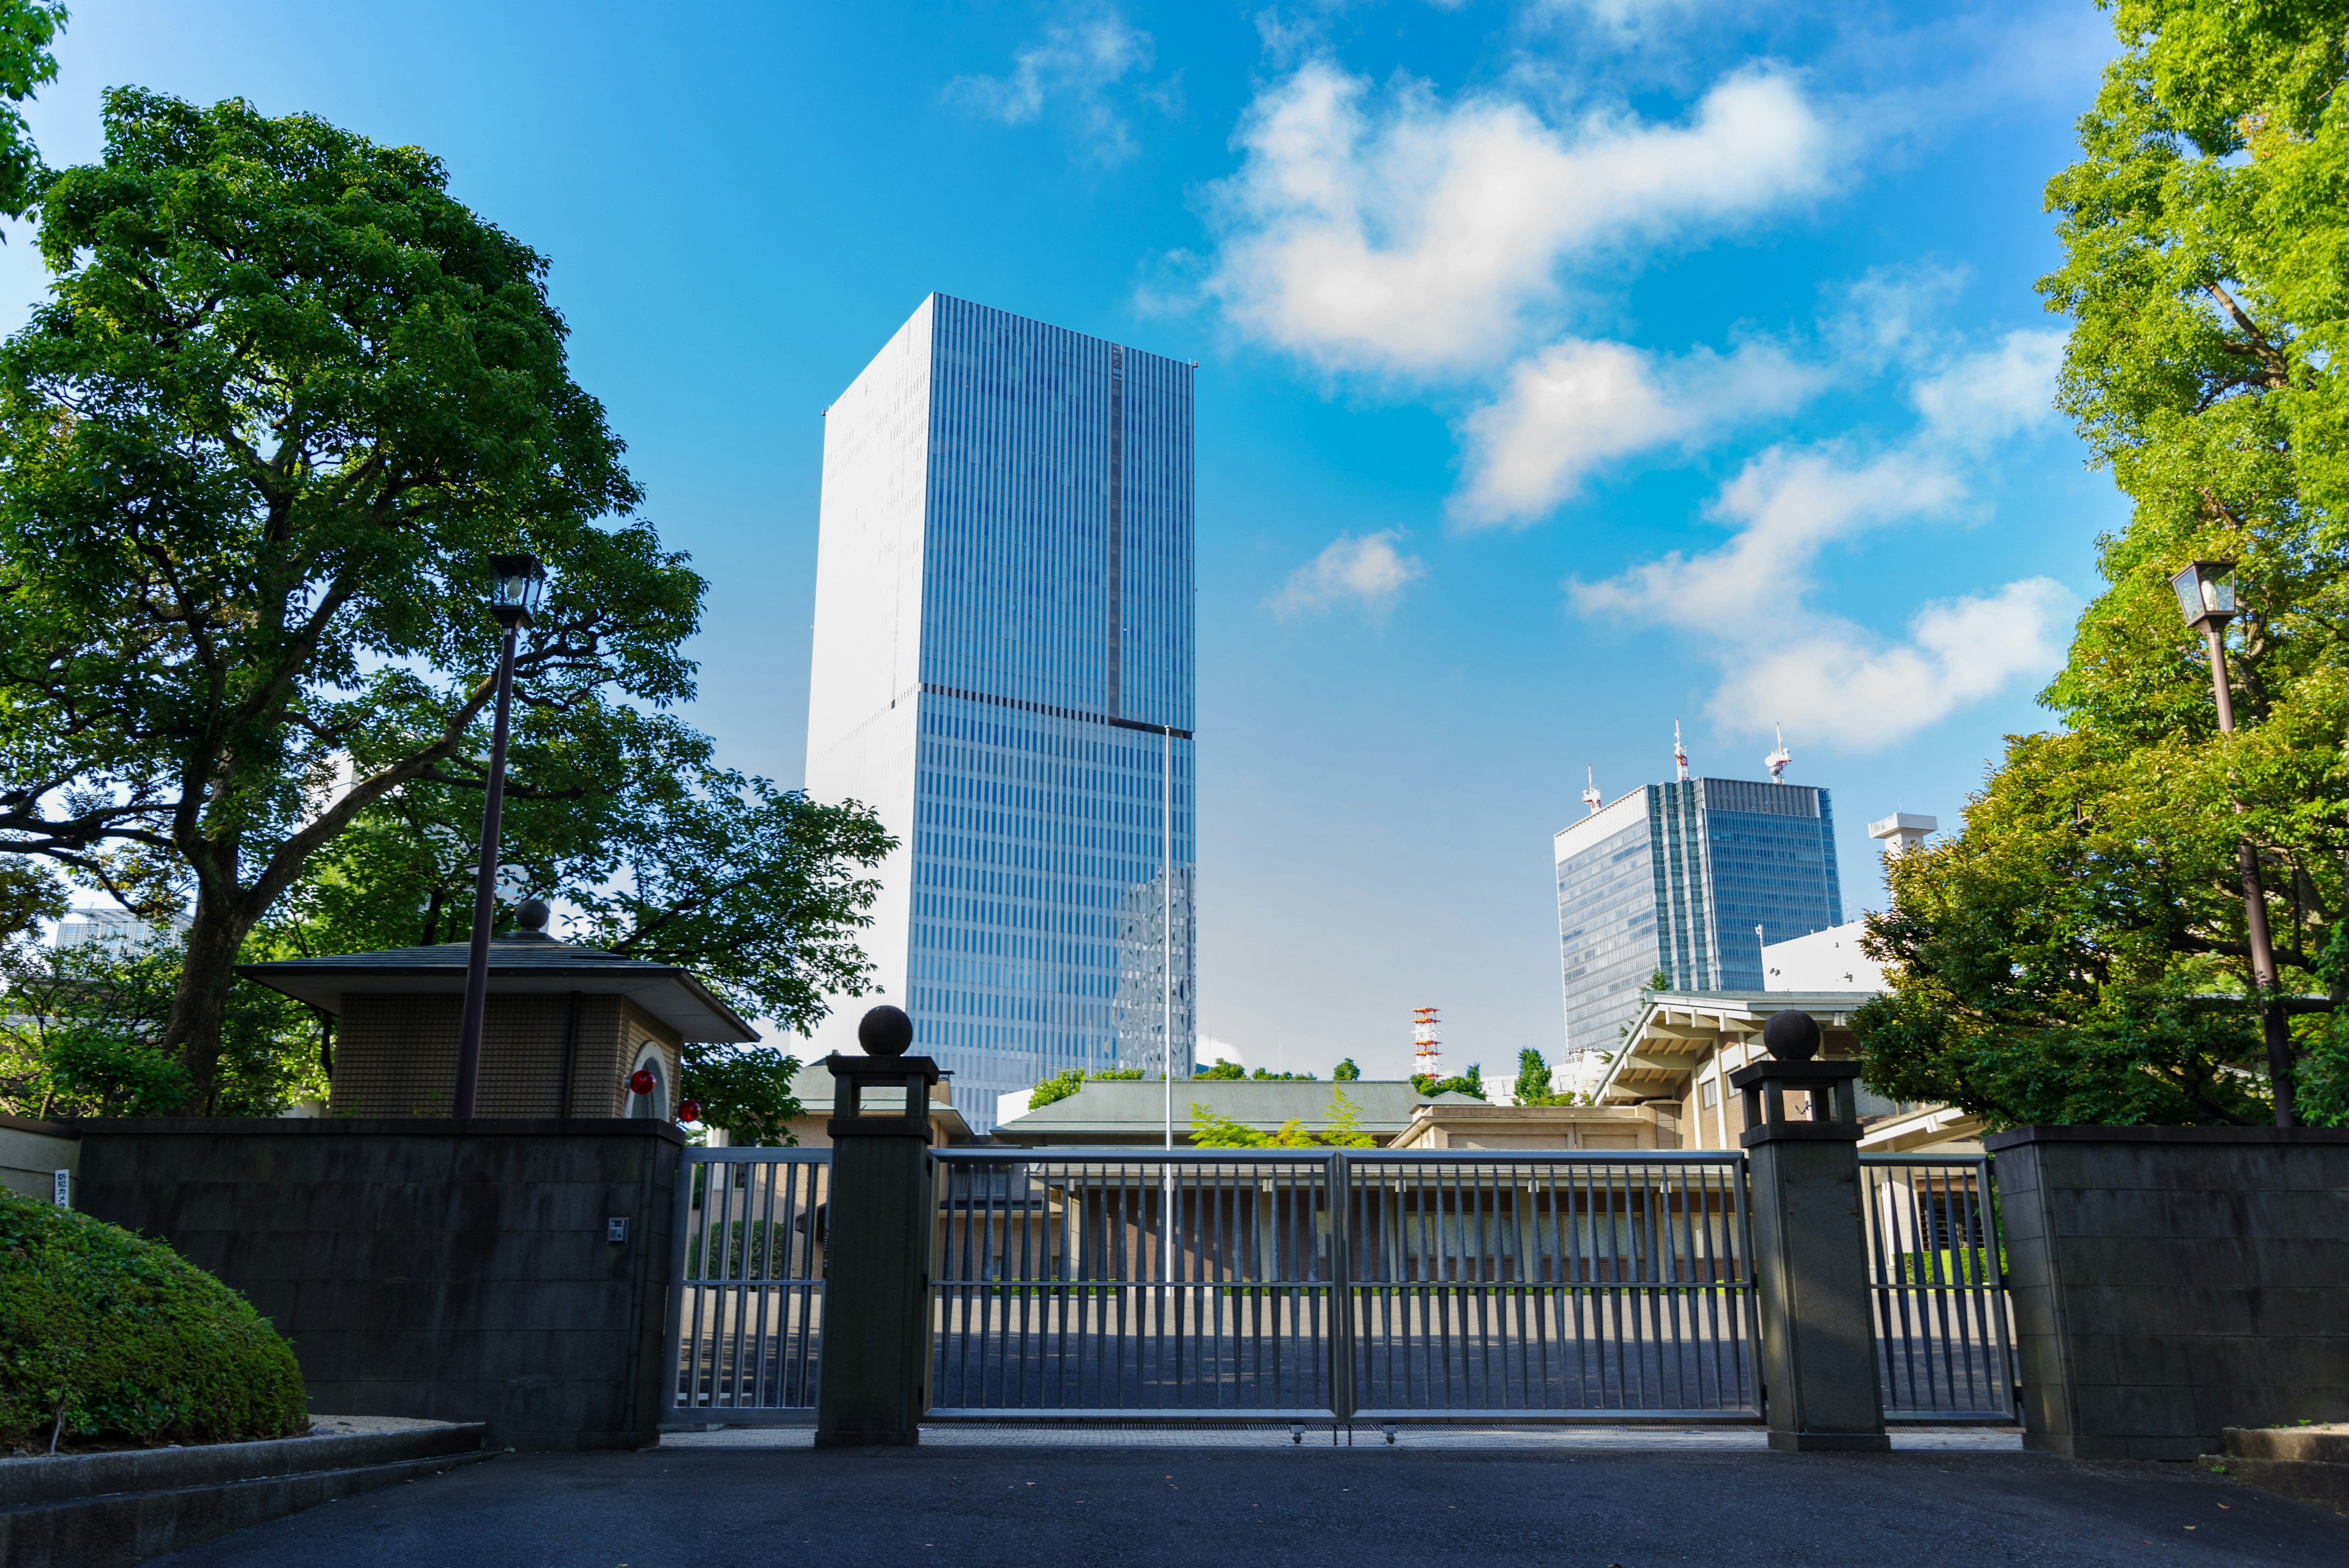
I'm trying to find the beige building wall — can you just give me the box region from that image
[1389,1104,1679,1151]
[328,994,681,1119]
[781,1079,960,1148]
[0,1115,77,1203]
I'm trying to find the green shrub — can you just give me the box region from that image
[1028,1066,1144,1109]
[0,1188,307,1453]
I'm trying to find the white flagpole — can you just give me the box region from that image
[1163,723,1173,1149]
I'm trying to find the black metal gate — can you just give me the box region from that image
[1860,1154,2017,1421]
[926,1149,1762,1422]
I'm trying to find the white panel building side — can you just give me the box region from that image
[1762,921,1884,993]
[804,297,935,1060]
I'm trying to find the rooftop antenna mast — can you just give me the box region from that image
[1673,721,1690,783]
[1582,766,1603,815]
[1412,1006,1442,1080]
[1765,724,1792,784]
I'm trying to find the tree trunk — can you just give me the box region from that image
[158,875,256,1113]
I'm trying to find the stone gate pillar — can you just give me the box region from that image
[1731,1009,1889,1454]
[814,1008,938,1450]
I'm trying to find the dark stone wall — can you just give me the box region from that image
[73,1120,682,1452]
[1988,1124,2349,1461]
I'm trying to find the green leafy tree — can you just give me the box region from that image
[1030,1068,1086,1109]
[677,1041,800,1147]
[259,717,890,1031]
[0,934,321,1120]
[1187,1102,1267,1147]
[1192,1059,1245,1080]
[1510,1047,1583,1107]
[0,0,62,950]
[0,2,64,220]
[0,860,61,943]
[1332,1057,1360,1082]
[1186,1088,1375,1148]
[1318,1087,1376,1147]
[1858,0,2349,1128]
[1513,1048,1559,1105]
[1249,1067,1315,1081]
[1412,1063,1486,1101]
[0,91,886,1109]
[1620,970,1674,1043]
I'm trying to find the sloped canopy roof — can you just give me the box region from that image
[236,931,758,1044]
[1597,989,1874,1106]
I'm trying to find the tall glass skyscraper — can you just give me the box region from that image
[804,295,1195,1129]
[1552,779,1841,1052]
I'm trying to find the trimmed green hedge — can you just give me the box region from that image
[0,1188,308,1454]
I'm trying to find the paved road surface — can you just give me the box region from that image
[154,1437,2347,1567]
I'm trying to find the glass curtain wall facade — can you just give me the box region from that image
[804,295,1195,1131]
[1553,779,1841,1051]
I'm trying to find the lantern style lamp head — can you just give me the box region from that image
[488,553,547,629]
[2170,560,2238,631]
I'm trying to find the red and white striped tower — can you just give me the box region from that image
[1412,1006,1442,1079]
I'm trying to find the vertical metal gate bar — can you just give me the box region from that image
[794,1160,820,1407]
[1735,1151,1762,1414]
[1894,1161,1929,1407]
[708,1155,734,1407]
[1927,1170,1964,1406]
[749,1157,776,1406]
[1329,1151,1352,1421]
[948,1156,969,1411]
[662,1146,694,1414]
[999,1156,1019,1408]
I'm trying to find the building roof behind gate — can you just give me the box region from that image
[990,1079,1482,1147]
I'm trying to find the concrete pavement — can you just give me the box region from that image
[150,1434,2348,1567]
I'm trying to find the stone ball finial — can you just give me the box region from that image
[858,1003,914,1058]
[1762,1009,1821,1061]
[514,897,551,934]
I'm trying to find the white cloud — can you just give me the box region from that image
[1528,0,1714,40]
[944,6,1164,162]
[1452,270,2050,528]
[1453,336,1828,526]
[1199,1034,1247,1068]
[1204,62,1836,376]
[1827,262,1969,369]
[1571,439,2073,749]
[1912,329,2065,446]
[1268,529,1427,619]
[1710,579,2076,749]
[1573,444,1964,625]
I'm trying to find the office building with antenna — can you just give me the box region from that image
[803,294,1196,1131]
[1552,727,1842,1053]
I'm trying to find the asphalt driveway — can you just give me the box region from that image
[154,1441,2348,1567]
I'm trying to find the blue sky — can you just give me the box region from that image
[5,1,2128,1080]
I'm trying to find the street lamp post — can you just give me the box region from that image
[2170,560,2296,1127]
[453,553,546,1120]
